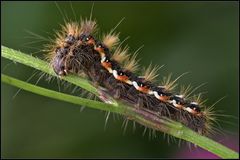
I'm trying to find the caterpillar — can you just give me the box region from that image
[45,18,215,136]
[2,2,240,159]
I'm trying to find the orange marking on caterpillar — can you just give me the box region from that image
[132,81,151,94]
[87,38,95,45]
[112,70,132,84]
[116,75,129,82]
[158,95,170,102]
[138,86,151,94]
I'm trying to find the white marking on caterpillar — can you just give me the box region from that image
[132,81,139,90]
[112,70,119,79]
[153,91,160,99]
[101,56,106,63]
[175,95,184,98]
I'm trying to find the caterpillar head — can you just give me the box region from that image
[52,47,69,76]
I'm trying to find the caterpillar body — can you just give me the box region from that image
[46,19,214,136]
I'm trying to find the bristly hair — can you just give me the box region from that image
[122,52,140,72]
[112,45,130,63]
[63,22,81,37]
[179,83,206,99]
[80,19,97,35]
[103,32,120,49]
[160,72,189,91]
[141,63,163,82]
[192,93,207,107]
[102,17,125,49]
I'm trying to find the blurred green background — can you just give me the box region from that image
[1,1,239,158]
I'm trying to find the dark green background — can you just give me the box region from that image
[1,1,239,158]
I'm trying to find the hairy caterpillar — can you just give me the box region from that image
[45,17,215,135]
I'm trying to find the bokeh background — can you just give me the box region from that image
[1,1,239,158]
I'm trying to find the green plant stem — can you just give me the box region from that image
[1,46,239,159]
